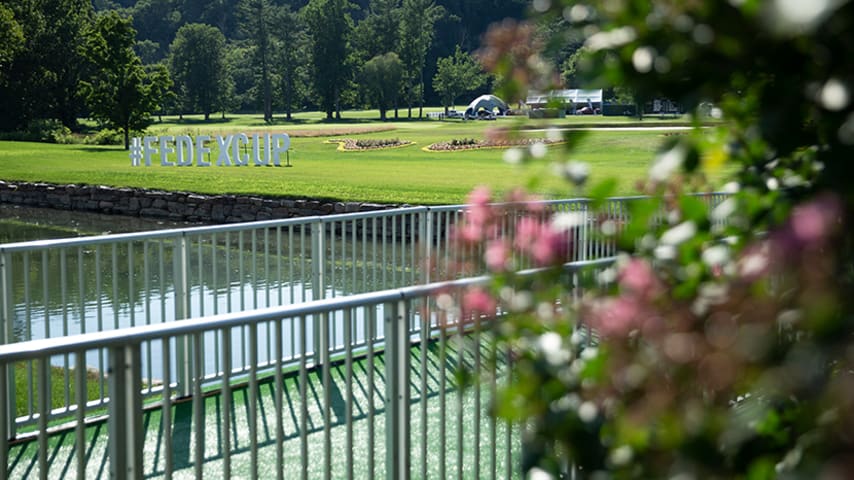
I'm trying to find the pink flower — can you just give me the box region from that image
[467,185,492,206]
[789,193,841,245]
[455,222,483,244]
[514,217,540,251]
[588,296,642,337]
[514,217,569,267]
[619,258,659,298]
[466,186,493,228]
[504,188,545,215]
[485,239,511,271]
[463,287,497,318]
[532,229,569,266]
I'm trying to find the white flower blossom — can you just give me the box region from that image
[578,401,598,422]
[702,245,730,266]
[660,221,697,245]
[650,144,686,181]
[585,26,637,51]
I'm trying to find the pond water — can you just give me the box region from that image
[0,204,414,383]
[0,204,205,242]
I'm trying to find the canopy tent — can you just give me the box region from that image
[464,95,509,118]
[525,89,603,108]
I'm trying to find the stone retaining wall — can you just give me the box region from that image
[0,181,399,223]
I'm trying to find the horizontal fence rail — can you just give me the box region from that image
[0,259,615,480]
[0,193,731,434]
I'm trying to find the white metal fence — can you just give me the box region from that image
[0,193,730,478]
[0,259,613,480]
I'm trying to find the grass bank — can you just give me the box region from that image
[1,113,730,205]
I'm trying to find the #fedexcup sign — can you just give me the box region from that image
[130,133,291,167]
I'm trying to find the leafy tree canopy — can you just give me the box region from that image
[361,52,403,120]
[459,1,854,478]
[80,11,170,148]
[302,0,355,120]
[432,45,487,113]
[168,23,228,120]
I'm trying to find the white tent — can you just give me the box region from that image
[464,95,509,118]
[525,89,603,108]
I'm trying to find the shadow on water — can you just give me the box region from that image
[0,204,205,242]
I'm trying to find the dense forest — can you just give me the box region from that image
[0,0,552,137]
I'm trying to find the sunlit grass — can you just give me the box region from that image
[1,114,731,205]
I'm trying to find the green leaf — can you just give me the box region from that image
[679,196,708,224]
[589,178,618,209]
[746,458,776,480]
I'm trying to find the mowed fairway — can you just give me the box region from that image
[0,112,730,205]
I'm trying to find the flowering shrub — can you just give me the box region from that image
[451,138,479,147]
[354,138,403,148]
[326,137,413,151]
[426,136,562,152]
[445,1,854,478]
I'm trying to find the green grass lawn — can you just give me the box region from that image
[1,112,730,205]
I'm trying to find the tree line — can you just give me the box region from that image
[0,0,534,144]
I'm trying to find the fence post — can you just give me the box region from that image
[419,210,432,286]
[311,220,326,365]
[173,235,193,396]
[108,343,143,480]
[579,200,590,262]
[0,360,7,480]
[0,251,15,442]
[385,299,410,480]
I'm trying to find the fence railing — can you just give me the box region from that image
[0,258,615,480]
[0,193,731,436]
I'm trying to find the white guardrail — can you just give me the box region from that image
[0,259,614,480]
[0,193,730,479]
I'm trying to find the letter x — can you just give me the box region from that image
[216,135,234,166]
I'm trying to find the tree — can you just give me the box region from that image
[302,0,354,120]
[239,0,275,122]
[352,0,401,62]
[0,3,24,83]
[135,39,161,65]
[146,61,174,122]
[271,4,305,121]
[560,46,587,88]
[457,1,854,478]
[129,0,181,61]
[432,45,486,114]
[361,52,403,121]
[223,41,255,113]
[80,11,169,149]
[0,0,94,131]
[168,23,228,120]
[398,0,444,118]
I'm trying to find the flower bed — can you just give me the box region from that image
[326,138,415,151]
[424,137,563,152]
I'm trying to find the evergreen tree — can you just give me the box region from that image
[352,0,401,61]
[239,0,275,122]
[303,0,354,120]
[271,4,305,121]
[398,0,444,118]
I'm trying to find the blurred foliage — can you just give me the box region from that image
[452,1,854,478]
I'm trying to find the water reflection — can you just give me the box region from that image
[1,204,416,382]
[0,204,203,241]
